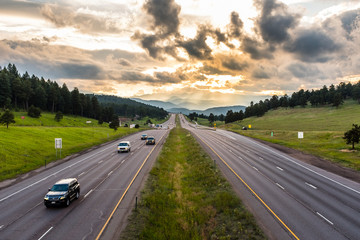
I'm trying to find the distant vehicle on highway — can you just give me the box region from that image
[146,136,155,145]
[44,178,80,208]
[118,141,131,153]
[141,134,148,140]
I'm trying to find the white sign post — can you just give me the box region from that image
[298,132,303,139]
[298,132,303,146]
[55,138,62,160]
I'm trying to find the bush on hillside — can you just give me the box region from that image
[28,105,41,118]
[54,111,63,122]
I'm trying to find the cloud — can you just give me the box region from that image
[284,28,341,62]
[228,11,244,39]
[254,0,300,44]
[287,62,321,79]
[177,25,214,60]
[143,0,181,37]
[40,3,129,34]
[222,58,248,71]
[241,36,274,60]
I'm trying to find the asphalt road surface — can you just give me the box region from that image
[180,114,360,240]
[0,114,175,240]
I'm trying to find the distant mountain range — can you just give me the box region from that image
[131,98,246,116]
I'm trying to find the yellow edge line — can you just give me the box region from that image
[95,135,165,240]
[193,131,300,240]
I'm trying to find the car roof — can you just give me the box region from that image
[119,141,130,143]
[55,178,77,185]
[142,134,147,135]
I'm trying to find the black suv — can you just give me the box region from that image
[44,178,80,207]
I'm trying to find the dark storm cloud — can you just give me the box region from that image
[177,25,214,60]
[132,32,163,59]
[254,0,300,44]
[284,29,341,62]
[228,11,243,38]
[241,37,274,60]
[120,71,156,82]
[339,9,360,37]
[222,58,248,71]
[132,0,182,60]
[143,0,181,37]
[154,71,184,83]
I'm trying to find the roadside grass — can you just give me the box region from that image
[222,100,360,171]
[120,117,265,239]
[195,117,224,128]
[0,112,164,182]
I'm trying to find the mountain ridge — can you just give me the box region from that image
[131,98,246,116]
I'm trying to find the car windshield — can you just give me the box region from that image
[51,184,68,191]
[148,137,154,140]
[142,134,147,137]
[119,143,128,146]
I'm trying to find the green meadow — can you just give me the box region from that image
[222,100,360,171]
[120,117,264,239]
[0,112,163,181]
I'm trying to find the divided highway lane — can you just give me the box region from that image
[0,114,175,240]
[180,115,360,240]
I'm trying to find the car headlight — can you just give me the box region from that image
[44,196,49,200]
[60,196,65,200]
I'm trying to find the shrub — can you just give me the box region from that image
[54,111,63,122]
[28,105,41,118]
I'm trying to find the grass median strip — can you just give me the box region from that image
[120,121,265,239]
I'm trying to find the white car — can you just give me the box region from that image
[117,141,131,153]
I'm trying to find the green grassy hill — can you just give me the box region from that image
[0,112,162,182]
[221,100,360,171]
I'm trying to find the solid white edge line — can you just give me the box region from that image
[305,182,318,189]
[84,189,93,199]
[276,183,285,190]
[316,212,334,225]
[38,227,53,240]
[0,143,115,202]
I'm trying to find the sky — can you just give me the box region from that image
[0,0,360,110]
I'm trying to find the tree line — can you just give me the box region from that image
[0,63,167,122]
[224,81,360,124]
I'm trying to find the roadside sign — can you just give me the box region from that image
[55,138,62,149]
[248,125,252,129]
[86,121,92,123]
[298,132,304,139]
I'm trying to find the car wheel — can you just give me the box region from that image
[45,204,50,208]
[76,191,80,199]
[65,198,70,207]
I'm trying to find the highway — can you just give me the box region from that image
[180,114,360,240]
[0,114,175,240]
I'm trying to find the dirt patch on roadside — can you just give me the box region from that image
[253,138,360,183]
